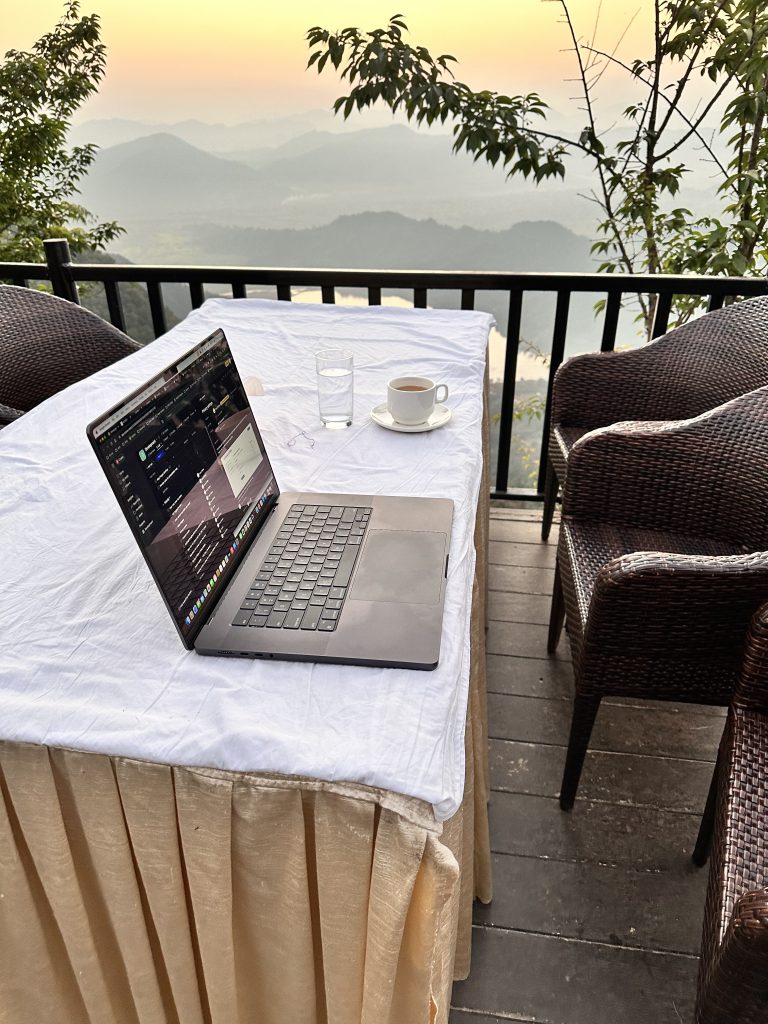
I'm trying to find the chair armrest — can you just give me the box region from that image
[734,605,768,712]
[562,385,768,542]
[583,551,768,659]
[700,888,768,1024]
[0,402,24,426]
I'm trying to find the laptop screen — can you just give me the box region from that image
[89,329,277,642]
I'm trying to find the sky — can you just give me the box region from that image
[4,1,654,125]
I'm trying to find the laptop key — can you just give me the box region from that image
[329,587,346,600]
[322,609,339,620]
[240,598,260,610]
[318,619,337,631]
[249,615,268,628]
[325,598,343,610]
[309,596,326,607]
[232,610,252,627]
[273,600,292,612]
[333,548,358,587]
[266,611,286,628]
[283,609,304,629]
[301,606,322,630]
[341,507,356,522]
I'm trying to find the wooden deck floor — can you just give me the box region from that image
[450,508,723,1024]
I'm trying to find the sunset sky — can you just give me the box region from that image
[5,2,653,124]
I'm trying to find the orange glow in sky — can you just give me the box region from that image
[4,2,653,124]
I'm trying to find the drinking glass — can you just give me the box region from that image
[315,348,353,428]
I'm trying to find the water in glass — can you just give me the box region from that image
[316,349,353,428]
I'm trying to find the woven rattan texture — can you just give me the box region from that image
[696,608,768,1023]
[553,294,768,429]
[563,385,768,548]
[548,424,588,481]
[544,296,768,539]
[0,285,139,414]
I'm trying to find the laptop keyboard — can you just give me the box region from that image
[231,504,371,632]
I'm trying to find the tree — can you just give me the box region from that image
[0,1,121,262]
[307,4,768,332]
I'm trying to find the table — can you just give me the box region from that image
[0,299,492,1024]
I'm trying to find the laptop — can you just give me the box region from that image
[87,329,453,669]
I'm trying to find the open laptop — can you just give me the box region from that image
[87,329,453,669]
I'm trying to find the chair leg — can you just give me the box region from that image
[692,758,720,868]
[560,694,601,811]
[541,459,559,541]
[547,559,565,653]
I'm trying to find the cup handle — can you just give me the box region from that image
[435,384,449,405]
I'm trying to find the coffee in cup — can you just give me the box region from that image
[387,376,449,425]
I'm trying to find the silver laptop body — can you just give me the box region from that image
[88,329,453,670]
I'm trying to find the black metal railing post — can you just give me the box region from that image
[43,239,80,304]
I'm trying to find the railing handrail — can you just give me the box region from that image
[4,239,768,504]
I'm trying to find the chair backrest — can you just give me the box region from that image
[696,604,768,1024]
[647,295,768,418]
[0,285,140,414]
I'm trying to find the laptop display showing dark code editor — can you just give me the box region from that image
[93,332,276,636]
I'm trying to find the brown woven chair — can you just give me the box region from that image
[542,295,768,540]
[0,284,139,426]
[693,605,768,1024]
[547,384,768,810]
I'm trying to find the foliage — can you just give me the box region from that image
[0,1,121,262]
[307,5,768,333]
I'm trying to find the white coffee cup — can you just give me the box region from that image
[387,376,449,425]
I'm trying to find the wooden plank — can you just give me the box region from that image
[489,507,557,524]
[489,791,704,871]
[486,621,568,659]
[452,926,698,1024]
[489,517,560,545]
[489,738,714,813]
[487,654,573,698]
[474,853,707,955]
[450,1011,531,1024]
[488,564,553,594]
[489,540,557,568]
[486,693,723,761]
[487,591,552,625]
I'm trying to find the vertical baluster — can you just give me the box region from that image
[146,281,167,337]
[461,289,475,311]
[277,284,292,301]
[189,281,205,309]
[536,290,571,494]
[321,285,335,304]
[105,281,127,333]
[231,282,247,299]
[707,293,725,313]
[368,286,382,306]
[600,290,622,352]
[651,291,673,338]
[414,288,427,308]
[495,290,524,493]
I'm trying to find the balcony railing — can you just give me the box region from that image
[4,238,768,503]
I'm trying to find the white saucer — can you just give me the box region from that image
[370,402,452,433]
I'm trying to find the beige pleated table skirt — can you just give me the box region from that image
[0,395,492,1024]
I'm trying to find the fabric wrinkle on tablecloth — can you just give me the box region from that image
[0,298,491,821]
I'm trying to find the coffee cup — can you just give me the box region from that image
[387,376,449,425]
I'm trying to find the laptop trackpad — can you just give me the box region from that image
[349,530,446,605]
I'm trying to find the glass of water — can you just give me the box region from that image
[316,348,353,429]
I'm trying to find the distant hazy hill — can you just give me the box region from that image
[80,132,286,218]
[71,111,346,151]
[79,125,573,233]
[192,210,591,272]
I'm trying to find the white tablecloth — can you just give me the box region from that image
[0,298,491,820]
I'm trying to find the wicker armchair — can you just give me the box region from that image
[0,284,139,426]
[542,295,768,540]
[547,384,768,810]
[693,605,768,1024]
